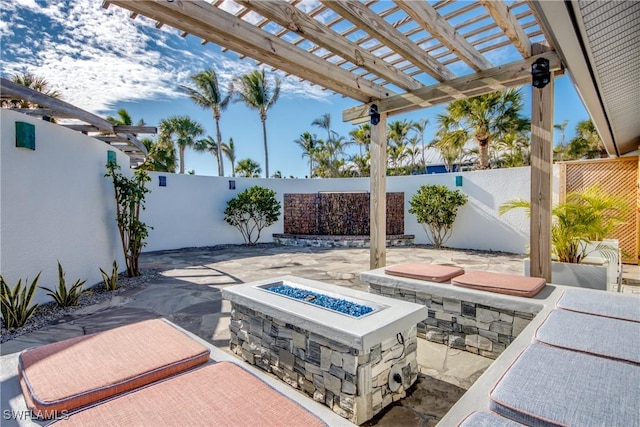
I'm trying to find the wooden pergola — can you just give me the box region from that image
[1,78,153,165]
[104,0,563,279]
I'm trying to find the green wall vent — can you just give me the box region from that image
[107,150,117,165]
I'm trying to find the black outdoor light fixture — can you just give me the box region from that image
[532,57,550,89]
[369,104,380,126]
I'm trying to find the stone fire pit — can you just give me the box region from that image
[222,276,427,424]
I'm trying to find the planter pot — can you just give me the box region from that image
[524,259,608,290]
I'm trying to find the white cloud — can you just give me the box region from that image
[1,0,331,115]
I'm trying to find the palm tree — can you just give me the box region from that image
[225,138,237,177]
[138,137,177,172]
[349,123,370,155]
[312,113,337,141]
[178,69,231,176]
[159,116,205,174]
[235,158,262,177]
[431,114,469,172]
[3,72,62,108]
[442,89,525,169]
[232,69,281,178]
[563,119,606,160]
[105,108,145,137]
[348,153,370,177]
[294,131,318,178]
[412,118,429,168]
[193,135,229,173]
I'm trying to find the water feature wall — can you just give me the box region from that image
[283,192,405,235]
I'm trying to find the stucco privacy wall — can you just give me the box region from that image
[142,167,546,254]
[1,110,128,305]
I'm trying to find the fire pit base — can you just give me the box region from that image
[222,276,427,424]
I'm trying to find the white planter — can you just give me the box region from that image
[524,259,608,290]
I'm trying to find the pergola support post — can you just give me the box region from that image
[529,43,554,282]
[370,110,387,269]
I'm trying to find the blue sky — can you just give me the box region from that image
[1,0,591,178]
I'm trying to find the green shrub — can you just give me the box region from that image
[40,261,86,308]
[409,184,468,248]
[1,273,40,329]
[224,186,281,245]
[499,184,626,263]
[106,162,152,277]
[100,260,119,291]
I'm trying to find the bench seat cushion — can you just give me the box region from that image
[535,309,640,364]
[384,262,464,283]
[19,319,210,418]
[53,362,326,427]
[451,271,546,297]
[557,289,640,322]
[490,344,640,427]
[459,411,525,426]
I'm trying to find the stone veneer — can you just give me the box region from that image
[272,233,415,248]
[368,284,535,358]
[223,276,426,425]
[229,304,418,424]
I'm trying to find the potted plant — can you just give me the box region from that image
[500,185,626,290]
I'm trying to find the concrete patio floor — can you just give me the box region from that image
[1,244,638,426]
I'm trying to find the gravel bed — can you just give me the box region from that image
[1,269,160,343]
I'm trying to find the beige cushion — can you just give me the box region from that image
[452,271,546,297]
[19,319,210,419]
[53,362,326,427]
[384,262,464,283]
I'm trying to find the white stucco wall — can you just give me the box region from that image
[142,167,537,254]
[1,110,128,304]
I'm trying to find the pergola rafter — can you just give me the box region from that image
[103,0,562,278]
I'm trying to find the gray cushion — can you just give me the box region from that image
[557,289,640,322]
[459,411,525,426]
[535,309,640,364]
[490,343,640,427]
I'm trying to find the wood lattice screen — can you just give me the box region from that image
[559,157,639,264]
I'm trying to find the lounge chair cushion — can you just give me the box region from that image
[19,319,210,418]
[490,343,640,427]
[535,309,640,364]
[556,288,640,322]
[52,362,326,426]
[458,411,525,426]
[451,271,545,297]
[384,262,464,283]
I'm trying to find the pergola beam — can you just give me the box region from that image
[397,2,493,72]
[236,0,423,91]
[1,78,115,132]
[369,110,387,269]
[479,0,532,58]
[343,51,561,121]
[110,0,392,102]
[323,0,455,82]
[64,125,157,134]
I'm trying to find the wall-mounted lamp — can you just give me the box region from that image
[455,176,463,187]
[229,180,236,190]
[369,104,380,126]
[15,121,35,150]
[532,58,550,89]
[107,150,117,165]
[159,176,167,187]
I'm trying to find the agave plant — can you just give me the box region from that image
[0,273,41,329]
[499,185,626,263]
[100,260,119,291]
[40,262,86,307]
